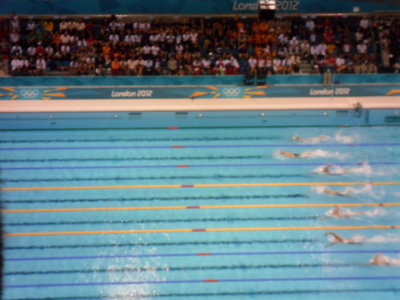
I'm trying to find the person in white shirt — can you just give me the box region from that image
[126,57,137,75]
[69,60,79,75]
[159,32,167,44]
[109,33,120,45]
[10,13,20,31]
[21,56,29,73]
[10,30,20,44]
[149,33,160,44]
[289,37,300,54]
[248,55,257,74]
[133,33,142,45]
[317,43,327,56]
[192,58,202,75]
[175,44,184,55]
[36,56,47,75]
[359,17,370,31]
[59,20,68,31]
[310,44,318,57]
[273,57,282,74]
[305,18,315,32]
[190,31,198,45]
[175,33,182,45]
[257,56,266,72]
[11,56,22,74]
[201,57,211,74]
[124,30,135,45]
[60,44,70,55]
[143,59,154,75]
[11,44,22,55]
[77,38,87,48]
[355,31,364,43]
[27,45,37,57]
[135,56,144,75]
[67,20,78,31]
[342,42,351,55]
[182,32,191,45]
[60,32,70,44]
[77,20,86,31]
[26,19,36,32]
[142,44,151,58]
[336,56,346,73]
[45,45,54,57]
[357,42,367,54]
[151,44,160,58]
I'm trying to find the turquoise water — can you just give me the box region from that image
[1,124,400,299]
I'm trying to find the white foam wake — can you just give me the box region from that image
[312,184,386,199]
[300,149,350,160]
[312,163,373,175]
[367,234,400,243]
[291,135,331,144]
[334,132,355,144]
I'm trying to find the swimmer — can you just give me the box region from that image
[370,253,400,266]
[291,135,329,143]
[324,232,366,247]
[278,150,300,158]
[320,187,349,197]
[326,205,366,218]
[312,164,348,175]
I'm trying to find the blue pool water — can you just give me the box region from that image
[1,113,400,299]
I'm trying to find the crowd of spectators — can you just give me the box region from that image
[4,14,400,76]
[374,17,400,73]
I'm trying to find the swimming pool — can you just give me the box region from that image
[1,110,400,300]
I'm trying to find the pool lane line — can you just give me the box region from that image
[4,288,400,300]
[1,142,400,151]
[0,263,377,276]
[2,124,400,132]
[4,238,317,251]
[1,193,307,204]
[4,225,399,237]
[5,275,400,289]
[3,202,399,214]
[2,181,400,192]
[3,161,400,171]
[7,249,400,262]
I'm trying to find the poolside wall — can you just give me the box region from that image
[1,74,400,101]
[1,74,400,129]
[0,0,399,15]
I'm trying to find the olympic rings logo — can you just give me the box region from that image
[20,89,40,99]
[222,88,241,97]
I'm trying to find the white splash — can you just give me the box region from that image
[341,184,386,199]
[311,184,386,199]
[367,234,400,243]
[334,132,355,144]
[327,234,366,243]
[325,207,388,218]
[101,254,165,299]
[300,149,350,160]
[312,163,373,175]
[272,150,292,160]
[364,208,388,217]
[291,135,331,144]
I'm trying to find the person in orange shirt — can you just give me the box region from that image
[111,57,120,75]
[259,20,269,33]
[52,31,61,47]
[102,43,111,56]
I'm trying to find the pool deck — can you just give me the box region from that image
[1,96,400,112]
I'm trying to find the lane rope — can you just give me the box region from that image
[2,181,400,192]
